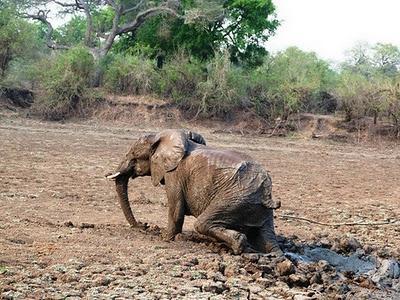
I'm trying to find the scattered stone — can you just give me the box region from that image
[288,274,309,287]
[372,259,400,284]
[79,223,95,229]
[212,272,227,283]
[317,260,331,272]
[293,295,314,300]
[224,264,240,277]
[242,253,261,263]
[248,284,262,294]
[63,221,74,227]
[52,264,67,274]
[202,281,228,294]
[190,271,207,280]
[92,275,112,286]
[275,259,295,276]
[310,272,323,284]
[319,237,332,248]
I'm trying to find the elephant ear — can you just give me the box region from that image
[150,130,188,186]
[150,130,206,186]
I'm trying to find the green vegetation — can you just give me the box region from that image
[1,1,400,137]
[32,47,99,120]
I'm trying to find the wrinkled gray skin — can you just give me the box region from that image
[107,129,282,255]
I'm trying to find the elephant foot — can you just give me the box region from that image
[132,221,149,230]
[161,229,178,241]
[231,233,248,255]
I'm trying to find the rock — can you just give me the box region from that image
[64,221,74,227]
[224,264,240,277]
[212,271,227,282]
[59,273,81,283]
[332,237,361,253]
[79,223,95,229]
[242,253,261,263]
[310,272,323,284]
[293,295,314,300]
[310,283,325,292]
[248,284,262,294]
[92,275,112,286]
[319,237,332,248]
[52,264,67,274]
[202,281,228,294]
[190,270,207,280]
[372,259,400,284]
[288,274,309,287]
[275,259,295,276]
[346,237,362,252]
[255,277,273,288]
[317,260,331,272]
[392,280,400,292]
[258,256,272,265]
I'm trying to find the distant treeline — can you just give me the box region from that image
[1,1,400,136]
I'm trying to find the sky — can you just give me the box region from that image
[266,0,400,63]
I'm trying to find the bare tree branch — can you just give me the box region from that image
[279,214,399,227]
[117,6,180,35]
[23,10,70,50]
[78,0,94,47]
[52,0,82,9]
[121,0,145,16]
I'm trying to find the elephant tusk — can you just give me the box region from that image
[106,172,121,179]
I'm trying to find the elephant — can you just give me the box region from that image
[106,129,282,255]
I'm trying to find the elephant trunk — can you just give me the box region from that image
[115,175,138,227]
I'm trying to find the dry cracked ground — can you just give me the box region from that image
[1,116,400,299]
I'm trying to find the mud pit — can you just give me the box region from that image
[1,116,400,299]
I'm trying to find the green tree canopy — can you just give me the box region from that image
[115,0,279,66]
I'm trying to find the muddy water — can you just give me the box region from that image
[286,246,400,285]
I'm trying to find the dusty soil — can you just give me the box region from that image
[1,114,400,299]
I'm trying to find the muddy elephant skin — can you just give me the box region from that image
[107,129,282,255]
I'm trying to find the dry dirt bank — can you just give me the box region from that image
[0,116,399,299]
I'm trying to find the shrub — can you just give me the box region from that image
[157,52,203,104]
[247,47,336,120]
[103,54,158,95]
[33,47,97,120]
[334,71,392,122]
[195,52,246,117]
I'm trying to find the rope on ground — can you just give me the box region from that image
[278,214,399,226]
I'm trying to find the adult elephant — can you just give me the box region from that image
[106,129,282,255]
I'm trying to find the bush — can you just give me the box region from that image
[246,47,336,120]
[33,47,97,120]
[195,52,246,117]
[334,71,392,122]
[157,52,203,104]
[158,52,246,118]
[103,54,158,95]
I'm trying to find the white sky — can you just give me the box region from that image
[266,0,400,63]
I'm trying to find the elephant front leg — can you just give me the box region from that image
[163,190,185,241]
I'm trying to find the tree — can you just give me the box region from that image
[0,1,43,79]
[372,43,400,78]
[17,0,181,85]
[115,0,279,66]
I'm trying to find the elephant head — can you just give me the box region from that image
[106,129,206,227]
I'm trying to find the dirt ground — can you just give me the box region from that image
[1,115,400,299]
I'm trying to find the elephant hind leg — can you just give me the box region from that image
[194,221,247,255]
[248,211,282,255]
